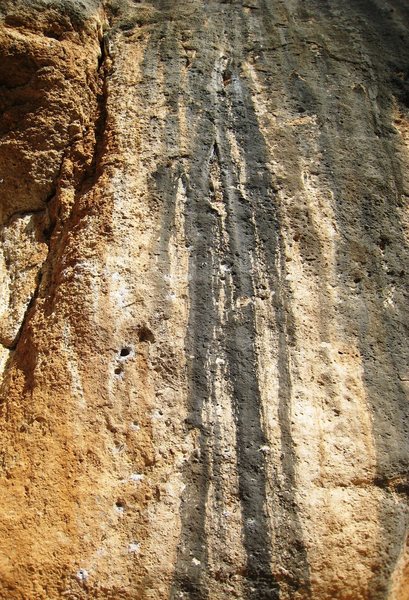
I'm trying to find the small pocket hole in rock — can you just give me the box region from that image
[120,347,131,357]
[378,237,390,251]
[114,366,123,376]
[138,326,155,343]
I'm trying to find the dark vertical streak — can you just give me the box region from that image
[146,15,183,278]
[135,0,408,596]
[212,135,280,598]
[143,16,212,596]
[169,0,312,596]
[219,49,311,594]
[170,136,217,600]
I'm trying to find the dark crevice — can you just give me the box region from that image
[78,37,111,195]
[0,166,64,353]
[0,178,64,353]
[0,18,113,359]
[2,207,45,228]
[4,273,43,352]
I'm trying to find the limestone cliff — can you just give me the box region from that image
[0,0,408,598]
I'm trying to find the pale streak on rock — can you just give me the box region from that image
[276,119,381,598]
[91,30,195,596]
[63,322,87,411]
[202,177,247,596]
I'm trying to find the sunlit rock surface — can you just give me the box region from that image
[0,0,408,598]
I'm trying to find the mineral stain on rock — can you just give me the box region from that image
[0,0,408,599]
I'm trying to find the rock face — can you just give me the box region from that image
[0,0,408,598]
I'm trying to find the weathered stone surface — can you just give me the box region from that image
[0,0,408,598]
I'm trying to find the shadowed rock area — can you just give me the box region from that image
[0,0,408,598]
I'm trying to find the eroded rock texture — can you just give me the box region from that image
[0,0,408,598]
